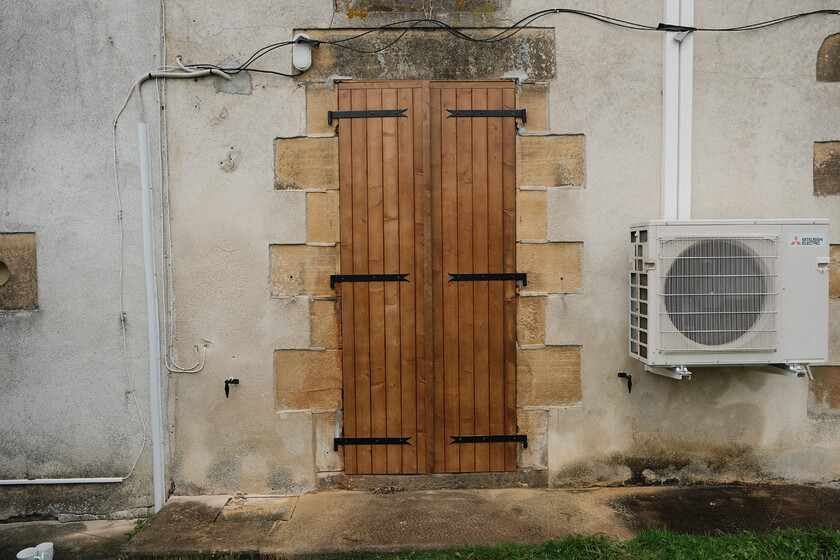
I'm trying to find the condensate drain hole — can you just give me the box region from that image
[0,260,9,287]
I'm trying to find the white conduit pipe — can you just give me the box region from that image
[677,0,694,221]
[138,120,166,513]
[0,478,123,485]
[661,0,680,220]
[661,0,694,221]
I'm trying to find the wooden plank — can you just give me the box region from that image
[501,86,518,471]
[419,82,433,474]
[350,87,373,474]
[366,88,388,474]
[485,87,506,472]
[471,87,491,472]
[440,86,460,473]
[338,85,357,474]
[381,87,402,474]
[397,87,418,473]
[455,86,475,472]
[429,85,446,473]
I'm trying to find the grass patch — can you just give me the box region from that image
[122,514,154,546]
[330,529,840,559]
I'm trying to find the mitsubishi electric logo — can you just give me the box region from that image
[788,233,826,247]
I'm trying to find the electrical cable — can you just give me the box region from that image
[165,343,209,373]
[174,8,838,73]
[693,9,840,32]
[158,0,180,495]
[112,73,153,482]
[317,7,840,53]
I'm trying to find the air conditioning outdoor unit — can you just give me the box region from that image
[629,220,830,379]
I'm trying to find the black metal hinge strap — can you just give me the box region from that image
[446,109,526,123]
[448,273,527,287]
[334,437,411,452]
[330,273,409,289]
[450,435,528,448]
[328,109,408,125]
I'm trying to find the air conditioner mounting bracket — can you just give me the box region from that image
[760,363,811,379]
[644,365,692,380]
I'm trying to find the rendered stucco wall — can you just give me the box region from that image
[0,1,161,518]
[164,1,316,494]
[639,2,840,482]
[162,0,840,496]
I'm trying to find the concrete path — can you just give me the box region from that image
[123,488,635,559]
[3,484,839,559]
[120,484,840,559]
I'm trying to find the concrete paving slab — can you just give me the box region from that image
[0,518,137,560]
[220,497,297,522]
[270,488,637,557]
[122,487,641,558]
[167,495,233,508]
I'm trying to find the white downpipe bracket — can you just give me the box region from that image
[138,121,167,513]
[661,0,694,221]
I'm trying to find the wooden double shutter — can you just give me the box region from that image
[336,81,518,474]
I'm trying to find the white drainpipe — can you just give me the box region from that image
[138,121,167,513]
[662,0,694,220]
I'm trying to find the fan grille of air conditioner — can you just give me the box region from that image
[659,236,778,352]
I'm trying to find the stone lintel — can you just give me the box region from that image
[297,28,555,82]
